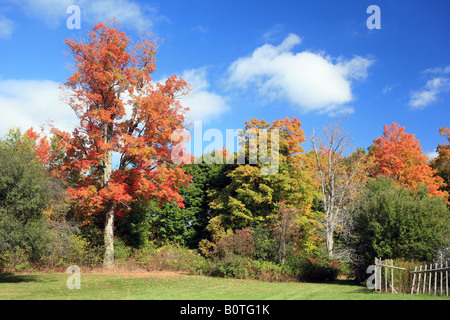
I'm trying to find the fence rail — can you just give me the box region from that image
[411,262,449,296]
[373,258,449,296]
[374,258,406,293]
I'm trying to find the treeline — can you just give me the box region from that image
[0,119,449,282]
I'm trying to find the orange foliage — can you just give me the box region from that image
[49,21,191,225]
[370,123,447,198]
[24,127,51,165]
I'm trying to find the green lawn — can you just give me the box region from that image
[0,271,448,300]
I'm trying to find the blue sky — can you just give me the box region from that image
[0,0,449,159]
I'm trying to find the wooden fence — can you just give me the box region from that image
[374,258,406,293]
[411,262,449,296]
[372,258,449,296]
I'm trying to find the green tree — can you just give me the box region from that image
[207,118,320,255]
[0,128,54,269]
[116,152,233,248]
[183,157,234,247]
[349,176,450,279]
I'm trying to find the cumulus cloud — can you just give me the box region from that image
[226,33,374,115]
[9,0,162,30]
[180,68,230,124]
[408,77,450,109]
[0,78,77,136]
[0,69,230,138]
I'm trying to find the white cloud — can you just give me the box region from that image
[426,151,438,161]
[262,24,284,42]
[10,0,162,30]
[180,68,230,124]
[0,72,230,140]
[226,33,374,115]
[0,14,14,38]
[0,79,77,136]
[382,85,393,94]
[408,77,450,109]
[83,0,162,30]
[192,25,208,33]
[424,65,450,74]
[382,83,400,94]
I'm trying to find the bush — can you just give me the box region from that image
[250,259,294,282]
[71,237,103,267]
[205,255,293,281]
[132,243,206,274]
[155,245,206,273]
[214,228,255,259]
[114,238,132,264]
[285,254,339,282]
[206,255,255,279]
[45,234,103,269]
[0,247,30,272]
[132,242,158,267]
[252,224,278,262]
[0,209,51,271]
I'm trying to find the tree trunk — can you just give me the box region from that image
[326,223,334,258]
[279,236,286,265]
[102,124,114,269]
[103,202,116,269]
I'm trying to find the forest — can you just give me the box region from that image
[0,22,449,285]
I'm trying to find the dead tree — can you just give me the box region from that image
[310,121,367,258]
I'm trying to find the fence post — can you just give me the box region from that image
[440,262,443,296]
[428,264,432,294]
[416,265,422,294]
[385,260,388,293]
[390,259,396,293]
[446,261,448,297]
[422,264,427,294]
[375,257,381,292]
[411,266,417,294]
[434,263,437,296]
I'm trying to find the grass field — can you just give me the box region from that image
[1,271,449,300]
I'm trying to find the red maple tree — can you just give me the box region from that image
[49,21,192,268]
[370,123,447,198]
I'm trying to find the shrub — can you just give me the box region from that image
[0,209,51,271]
[285,254,339,282]
[250,259,294,282]
[132,243,206,274]
[132,242,158,268]
[0,247,30,272]
[214,228,255,259]
[206,255,255,279]
[205,255,293,281]
[252,224,278,262]
[114,238,132,264]
[155,245,206,273]
[47,235,103,268]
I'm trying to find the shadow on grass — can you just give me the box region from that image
[330,279,360,286]
[0,273,40,283]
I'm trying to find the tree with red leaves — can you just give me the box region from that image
[51,21,191,268]
[370,123,447,199]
